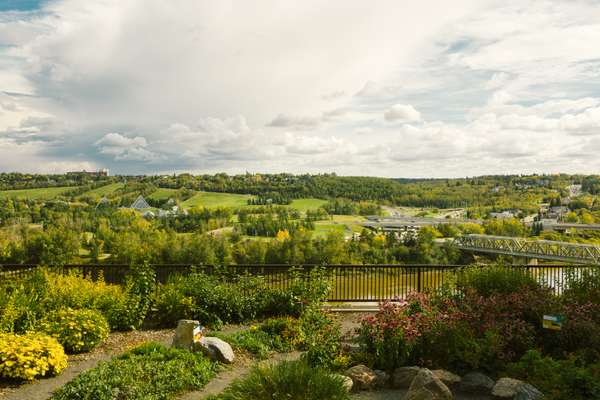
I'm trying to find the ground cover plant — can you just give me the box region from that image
[51,342,216,400]
[207,360,349,400]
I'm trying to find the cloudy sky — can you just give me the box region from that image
[1,0,600,177]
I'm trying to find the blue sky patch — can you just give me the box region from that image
[0,0,46,12]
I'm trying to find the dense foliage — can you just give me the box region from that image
[0,332,67,380]
[41,308,110,353]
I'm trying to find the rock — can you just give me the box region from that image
[172,319,200,350]
[515,384,543,400]
[460,372,495,394]
[493,378,524,399]
[344,364,377,391]
[405,368,453,400]
[432,370,461,388]
[373,369,390,388]
[393,366,422,389]
[332,374,354,393]
[341,342,361,354]
[193,336,235,364]
[493,378,544,400]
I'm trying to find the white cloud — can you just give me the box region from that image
[95,133,158,162]
[267,114,320,129]
[384,104,421,122]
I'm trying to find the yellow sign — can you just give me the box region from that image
[543,315,563,331]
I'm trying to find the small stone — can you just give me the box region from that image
[492,378,544,400]
[493,378,524,399]
[344,364,377,391]
[332,374,354,393]
[172,320,200,350]
[460,372,495,394]
[392,366,422,388]
[515,383,544,400]
[432,370,461,388]
[193,336,235,364]
[406,368,454,400]
[373,369,390,388]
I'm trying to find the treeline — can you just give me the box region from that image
[0,208,460,266]
[322,198,381,216]
[0,172,113,190]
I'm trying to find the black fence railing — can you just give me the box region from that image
[1,264,598,302]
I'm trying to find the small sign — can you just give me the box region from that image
[193,325,204,341]
[543,315,563,330]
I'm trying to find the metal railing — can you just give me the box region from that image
[2,263,598,302]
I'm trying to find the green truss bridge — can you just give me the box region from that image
[453,234,600,265]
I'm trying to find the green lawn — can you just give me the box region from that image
[0,186,76,200]
[286,198,327,212]
[182,191,254,209]
[148,188,179,200]
[81,182,124,197]
[313,223,347,238]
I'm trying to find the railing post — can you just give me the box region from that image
[417,267,422,292]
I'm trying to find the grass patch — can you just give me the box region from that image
[182,192,254,209]
[80,182,124,197]
[286,198,327,212]
[148,188,180,201]
[0,186,75,200]
[51,342,216,400]
[208,360,349,400]
[313,223,347,238]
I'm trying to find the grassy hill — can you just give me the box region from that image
[80,182,124,197]
[0,186,75,200]
[182,191,254,209]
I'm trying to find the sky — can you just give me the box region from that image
[1,0,600,177]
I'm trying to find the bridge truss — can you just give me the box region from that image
[453,234,600,265]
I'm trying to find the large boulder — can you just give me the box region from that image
[493,378,544,400]
[344,364,377,391]
[405,368,454,400]
[393,366,422,388]
[432,370,461,389]
[172,320,200,350]
[193,336,235,364]
[459,372,495,394]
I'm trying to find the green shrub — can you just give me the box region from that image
[51,342,216,400]
[457,265,541,297]
[219,317,305,359]
[300,306,343,369]
[209,360,349,400]
[506,350,600,400]
[41,308,110,353]
[563,267,600,305]
[0,332,68,380]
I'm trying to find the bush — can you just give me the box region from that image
[41,308,110,353]
[209,360,349,400]
[457,265,541,297]
[217,317,304,359]
[563,267,600,305]
[300,306,344,369]
[0,332,67,380]
[150,268,331,329]
[506,350,600,400]
[51,342,216,400]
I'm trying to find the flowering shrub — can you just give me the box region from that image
[41,308,110,353]
[0,332,67,380]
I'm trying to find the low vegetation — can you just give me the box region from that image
[51,342,216,400]
[0,332,67,381]
[208,360,349,400]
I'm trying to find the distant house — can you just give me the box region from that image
[547,206,569,219]
[521,215,536,224]
[490,210,517,219]
[130,195,151,210]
